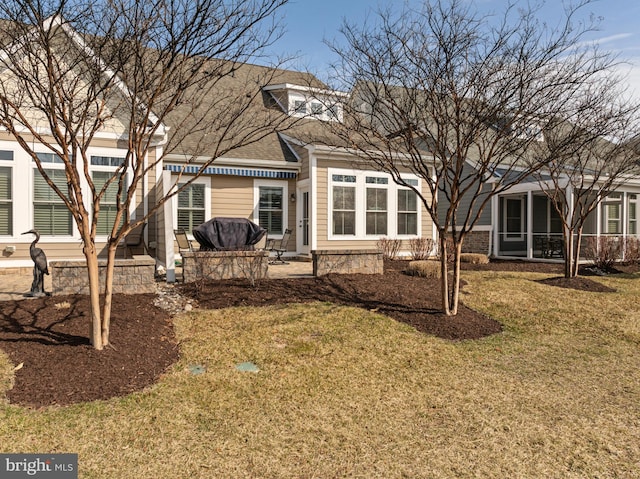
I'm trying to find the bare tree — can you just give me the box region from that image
[0,0,291,349]
[531,82,640,278]
[327,0,621,315]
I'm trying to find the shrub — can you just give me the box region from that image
[409,237,435,260]
[405,260,441,278]
[460,253,489,264]
[585,236,622,270]
[624,237,640,264]
[377,237,401,260]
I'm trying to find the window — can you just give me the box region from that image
[629,194,637,235]
[293,100,307,115]
[258,186,284,235]
[398,186,418,235]
[0,150,13,161]
[0,167,11,236]
[503,197,524,240]
[177,183,206,233]
[91,156,125,167]
[92,171,126,236]
[311,102,323,116]
[333,185,356,235]
[602,193,621,234]
[33,168,72,235]
[366,176,388,235]
[329,169,420,239]
[35,152,64,164]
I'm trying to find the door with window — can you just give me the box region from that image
[297,186,310,255]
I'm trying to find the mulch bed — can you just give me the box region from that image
[0,259,635,408]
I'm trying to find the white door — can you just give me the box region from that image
[297,187,310,255]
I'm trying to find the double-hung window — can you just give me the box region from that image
[177,182,206,233]
[602,193,622,234]
[0,150,12,236]
[397,179,418,235]
[628,194,637,235]
[33,167,72,235]
[91,156,127,236]
[366,176,388,235]
[258,186,284,235]
[332,174,356,236]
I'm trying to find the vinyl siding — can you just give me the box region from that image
[437,162,492,227]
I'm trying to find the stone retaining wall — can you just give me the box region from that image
[181,250,269,282]
[51,255,156,295]
[312,250,383,276]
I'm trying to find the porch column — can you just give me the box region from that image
[526,190,533,259]
[491,194,499,257]
[162,170,176,283]
[566,184,574,261]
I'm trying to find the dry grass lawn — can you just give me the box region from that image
[0,271,639,478]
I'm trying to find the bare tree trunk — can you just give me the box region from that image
[449,241,463,316]
[564,227,573,278]
[83,244,104,350]
[439,234,451,316]
[101,244,119,347]
[572,227,583,277]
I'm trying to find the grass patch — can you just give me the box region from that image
[1,272,640,477]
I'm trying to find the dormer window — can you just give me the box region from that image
[311,102,323,116]
[263,83,348,122]
[294,100,307,115]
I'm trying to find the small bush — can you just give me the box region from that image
[585,236,622,270]
[624,237,640,264]
[409,237,435,260]
[377,237,401,260]
[405,260,441,278]
[460,253,489,264]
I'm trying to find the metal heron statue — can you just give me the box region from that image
[21,229,49,296]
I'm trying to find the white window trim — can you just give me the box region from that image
[327,167,421,241]
[288,92,344,122]
[0,150,14,239]
[502,196,525,242]
[602,198,622,235]
[253,179,288,239]
[172,176,211,238]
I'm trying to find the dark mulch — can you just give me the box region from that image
[0,294,178,408]
[0,259,634,408]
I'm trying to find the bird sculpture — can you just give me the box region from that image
[21,229,49,296]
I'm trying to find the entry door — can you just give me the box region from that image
[297,187,310,255]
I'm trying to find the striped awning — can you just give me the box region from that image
[165,164,297,179]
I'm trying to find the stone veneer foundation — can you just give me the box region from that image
[51,255,156,295]
[181,250,269,282]
[312,250,383,276]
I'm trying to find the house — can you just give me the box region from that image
[0,20,435,276]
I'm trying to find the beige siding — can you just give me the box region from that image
[211,175,255,217]
[209,175,297,252]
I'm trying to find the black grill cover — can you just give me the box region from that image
[192,217,266,251]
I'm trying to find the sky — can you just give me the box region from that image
[269,0,640,99]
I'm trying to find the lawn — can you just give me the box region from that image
[0,270,639,478]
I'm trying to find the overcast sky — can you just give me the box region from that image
[269,0,640,100]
